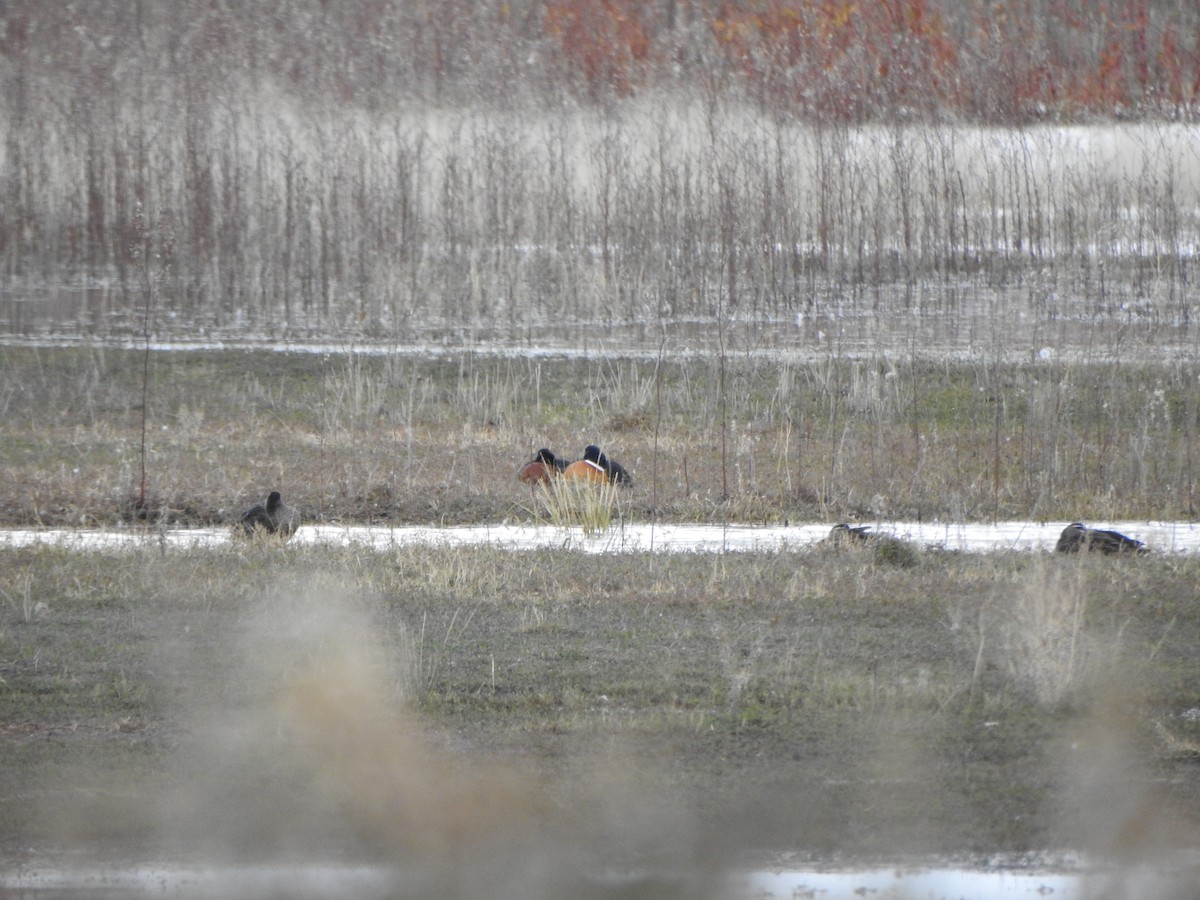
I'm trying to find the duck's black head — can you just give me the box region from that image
[583,444,612,468]
[536,448,558,465]
[267,491,283,512]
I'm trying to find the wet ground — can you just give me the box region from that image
[3,272,1198,368]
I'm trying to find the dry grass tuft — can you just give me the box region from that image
[536,475,622,534]
[273,608,544,859]
[999,559,1094,706]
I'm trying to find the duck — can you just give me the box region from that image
[1054,522,1147,555]
[824,523,919,566]
[826,523,873,543]
[518,448,569,486]
[563,444,632,486]
[238,491,299,539]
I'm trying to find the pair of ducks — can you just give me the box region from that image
[830,521,1148,555]
[519,445,633,487]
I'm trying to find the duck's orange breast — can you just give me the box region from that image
[562,459,607,483]
[519,460,556,485]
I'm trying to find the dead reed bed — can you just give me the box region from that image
[3,70,1199,345]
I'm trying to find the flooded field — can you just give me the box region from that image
[3,275,1198,367]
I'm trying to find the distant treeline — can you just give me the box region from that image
[3,1,1198,121]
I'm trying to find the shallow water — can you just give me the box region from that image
[742,863,1197,899]
[4,273,1200,368]
[1,520,1196,554]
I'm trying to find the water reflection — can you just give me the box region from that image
[1,521,1197,554]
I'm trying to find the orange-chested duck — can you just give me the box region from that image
[562,444,632,486]
[518,448,569,486]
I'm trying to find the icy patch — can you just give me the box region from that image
[740,863,1194,899]
[1,521,1197,555]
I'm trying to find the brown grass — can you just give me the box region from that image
[4,541,1200,879]
[535,475,622,533]
[3,348,1198,530]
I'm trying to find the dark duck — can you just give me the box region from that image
[563,444,632,486]
[238,491,299,539]
[826,523,874,543]
[1054,522,1147,555]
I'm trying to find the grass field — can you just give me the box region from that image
[3,347,1200,895]
[3,539,1200,884]
[5,5,1200,894]
[3,346,1198,528]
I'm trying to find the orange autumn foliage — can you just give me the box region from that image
[543,0,651,97]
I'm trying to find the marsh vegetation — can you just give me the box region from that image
[2,347,1199,529]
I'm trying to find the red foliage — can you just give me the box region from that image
[538,0,1200,122]
[543,0,651,97]
[710,0,959,119]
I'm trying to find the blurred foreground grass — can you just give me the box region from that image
[3,540,1200,876]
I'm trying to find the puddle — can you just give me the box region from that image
[740,863,1194,899]
[0,520,1197,555]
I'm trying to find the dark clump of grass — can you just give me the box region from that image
[871,536,921,568]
